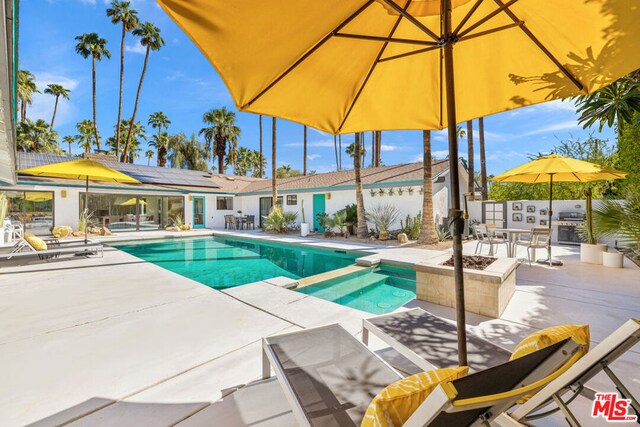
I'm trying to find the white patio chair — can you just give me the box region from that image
[474,224,509,256]
[514,227,551,266]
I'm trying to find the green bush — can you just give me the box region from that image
[400,212,422,240]
[263,206,297,233]
[328,210,349,236]
[337,204,357,225]
[594,191,640,257]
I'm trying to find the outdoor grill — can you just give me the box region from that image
[555,211,587,246]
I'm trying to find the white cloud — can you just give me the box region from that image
[522,120,578,136]
[284,139,336,148]
[30,72,80,128]
[380,144,398,152]
[125,41,146,55]
[307,154,320,161]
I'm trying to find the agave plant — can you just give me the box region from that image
[407,187,414,195]
[593,191,640,256]
[436,223,451,242]
[397,187,404,196]
[78,210,96,233]
[369,188,376,197]
[366,204,400,240]
[388,187,395,196]
[170,212,185,228]
[263,205,297,233]
[378,188,385,196]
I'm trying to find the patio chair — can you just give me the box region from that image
[7,222,24,240]
[261,323,583,426]
[245,215,255,230]
[224,215,231,229]
[474,224,509,256]
[228,215,239,230]
[495,318,640,427]
[514,227,551,266]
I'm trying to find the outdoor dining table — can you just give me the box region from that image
[491,228,533,258]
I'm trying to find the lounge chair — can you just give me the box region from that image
[495,318,640,427]
[0,237,103,261]
[261,323,583,426]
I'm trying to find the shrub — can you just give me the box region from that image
[400,212,422,240]
[263,206,297,233]
[337,204,357,225]
[170,212,185,228]
[436,223,451,242]
[328,210,349,236]
[78,210,96,234]
[366,204,400,239]
[594,191,640,257]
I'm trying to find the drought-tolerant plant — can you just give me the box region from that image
[316,212,330,229]
[263,205,297,233]
[400,211,422,240]
[593,191,640,256]
[366,204,400,240]
[369,188,376,197]
[0,192,7,226]
[397,187,404,196]
[78,210,96,234]
[328,210,349,236]
[170,212,185,228]
[301,199,306,223]
[388,187,395,196]
[436,223,451,242]
[407,187,414,195]
[378,188,385,196]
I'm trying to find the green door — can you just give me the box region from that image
[193,196,205,228]
[313,193,325,232]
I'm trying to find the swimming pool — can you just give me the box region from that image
[112,236,358,289]
[299,265,416,314]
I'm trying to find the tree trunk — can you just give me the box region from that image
[50,95,59,129]
[259,115,263,178]
[376,130,382,166]
[354,133,367,238]
[122,46,150,162]
[303,125,307,176]
[20,99,26,123]
[158,145,167,167]
[338,135,342,170]
[116,24,126,159]
[466,120,475,201]
[478,117,488,200]
[418,130,438,244]
[92,55,101,151]
[271,117,277,208]
[217,140,225,174]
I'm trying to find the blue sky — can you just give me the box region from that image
[22,0,616,176]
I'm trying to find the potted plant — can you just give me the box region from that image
[580,187,608,264]
[300,199,310,237]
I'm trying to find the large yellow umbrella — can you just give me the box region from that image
[119,197,147,206]
[158,0,640,365]
[492,154,627,265]
[18,159,141,243]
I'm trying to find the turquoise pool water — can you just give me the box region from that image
[112,236,358,289]
[299,265,416,314]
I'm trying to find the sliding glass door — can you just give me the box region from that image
[4,190,55,235]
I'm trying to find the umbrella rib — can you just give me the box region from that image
[455,0,520,39]
[491,0,584,91]
[377,45,439,63]
[337,1,411,133]
[452,0,485,36]
[457,21,524,42]
[334,33,438,46]
[242,0,375,109]
[379,0,440,42]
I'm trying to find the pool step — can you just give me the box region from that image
[296,265,371,289]
[303,272,391,299]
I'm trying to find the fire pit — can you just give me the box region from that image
[441,255,497,270]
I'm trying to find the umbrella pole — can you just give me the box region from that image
[537,173,562,266]
[443,0,468,366]
[84,176,89,245]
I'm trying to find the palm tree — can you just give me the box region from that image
[122,22,164,162]
[43,84,71,129]
[106,1,139,158]
[149,131,169,167]
[258,115,263,178]
[346,141,367,164]
[249,149,266,177]
[575,73,640,139]
[63,135,75,156]
[17,70,39,123]
[75,120,95,154]
[478,117,488,200]
[354,133,367,238]
[113,119,145,162]
[167,133,210,171]
[466,120,475,201]
[199,107,240,173]
[75,33,110,150]
[418,130,438,244]
[145,149,154,165]
[303,125,307,175]
[272,117,277,207]
[16,119,61,153]
[375,130,382,167]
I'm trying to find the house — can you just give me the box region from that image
[1,152,469,235]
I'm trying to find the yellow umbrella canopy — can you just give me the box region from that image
[158,0,640,366]
[24,192,54,203]
[492,154,628,183]
[157,0,640,134]
[120,198,147,206]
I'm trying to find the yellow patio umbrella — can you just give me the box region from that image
[18,159,141,243]
[119,197,147,206]
[24,192,53,203]
[158,0,640,365]
[492,154,627,265]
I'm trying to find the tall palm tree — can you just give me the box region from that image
[418,130,437,244]
[346,141,367,164]
[149,131,169,167]
[168,133,210,172]
[258,115,263,178]
[17,70,39,123]
[106,1,139,158]
[354,133,367,238]
[145,149,154,165]
[478,117,488,200]
[375,130,382,167]
[43,84,71,129]
[303,125,307,175]
[114,119,145,162]
[63,135,75,156]
[75,33,110,150]
[575,73,640,139]
[122,22,164,162]
[199,107,240,173]
[272,117,277,207]
[75,120,95,154]
[249,149,266,177]
[16,119,60,153]
[466,120,475,201]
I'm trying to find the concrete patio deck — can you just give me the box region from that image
[0,230,637,426]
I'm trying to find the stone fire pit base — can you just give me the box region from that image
[414,254,518,318]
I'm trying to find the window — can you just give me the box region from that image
[4,191,54,235]
[217,196,234,210]
[286,195,297,205]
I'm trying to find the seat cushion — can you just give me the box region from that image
[25,235,48,251]
[361,367,468,427]
[510,325,590,361]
